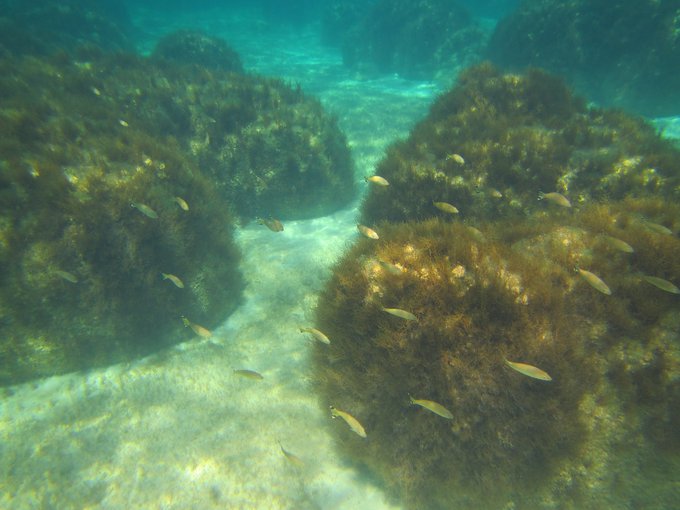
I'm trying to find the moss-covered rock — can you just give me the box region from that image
[487,0,680,117]
[0,53,244,385]
[361,64,680,226]
[60,39,355,221]
[151,30,243,73]
[313,199,680,509]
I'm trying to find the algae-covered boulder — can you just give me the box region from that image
[361,63,680,226]
[313,199,680,509]
[136,33,355,221]
[0,54,243,385]
[331,0,487,79]
[487,0,680,117]
[151,30,243,73]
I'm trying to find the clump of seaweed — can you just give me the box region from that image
[0,52,244,385]
[151,30,243,73]
[314,198,680,508]
[360,63,680,226]
[487,0,680,116]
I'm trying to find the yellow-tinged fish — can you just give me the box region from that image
[161,272,184,288]
[378,259,404,275]
[54,270,78,283]
[577,268,612,295]
[467,225,486,242]
[365,175,390,186]
[641,220,673,235]
[181,316,212,338]
[130,202,158,219]
[174,196,189,211]
[408,395,453,419]
[538,192,571,208]
[278,440,304,467]
[257,217,284,232]
[330,406,367,438]
[447,153,465,165]
[641,275,680,294]
[357,224,379,239]
[601,235,634,253]
[504,359,552,381]
[233,369,264,380]
[488,188,503,198]
[381,307,417,321]
[299,327,331,345]
[433,201,459,214]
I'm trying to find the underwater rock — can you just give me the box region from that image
[360,63,680,226]
[0,0,134,58]
[0,53,244,385]
[326,0,488,79]
[314,200,680,509]
[151,30,243,73]
[487,0,680,117]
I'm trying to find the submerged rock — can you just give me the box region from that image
[314,201,680,509]
[361,63,680,225]
[487,0,680,117]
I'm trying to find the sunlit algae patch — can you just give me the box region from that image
[361,63,680,226]
[0,52,247,385]
[314,65,679,509]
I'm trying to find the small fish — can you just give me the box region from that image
[130,202,158,219]
[447,153,465,165]
[330,406,367,438]
[381,307,417,321]
[174,196,189,211]
[641,275,680,294]
[54,270,78,283]
[601,235,634,253]
[467,225,486,242]
[161,273,184,288]
[233,369,264,380]
[357,224,379,240]
[577,268,612,295]
[119,119,129,127]
[377,259,404,275]
[504,359,552,381]
[278,440,304,467]
[409,395,453,419]
[181,316,212,338]
[257,217,284,232]
[299,327,331,345]
[92,87,101,96]
[538,192,571,208]
[642,221,673,235]
[433,201,459,214]
[488,188,503,198]
[365,175,389,186]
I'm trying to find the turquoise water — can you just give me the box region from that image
[1,4,679,509]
